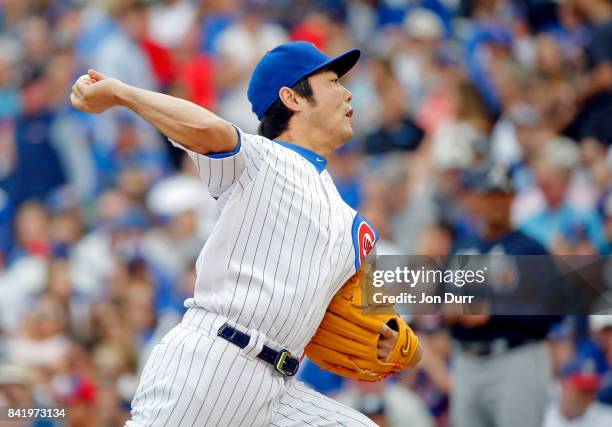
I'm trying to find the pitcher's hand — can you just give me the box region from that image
[378,323,399,361]
[70,69,123,114]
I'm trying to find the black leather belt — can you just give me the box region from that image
[459,337,537,357]
[217,323,299,377]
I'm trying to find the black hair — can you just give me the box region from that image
[258,76,316,140]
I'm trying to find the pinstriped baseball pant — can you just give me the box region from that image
[126,308,377,427]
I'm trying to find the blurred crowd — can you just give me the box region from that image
[0,0,611,426]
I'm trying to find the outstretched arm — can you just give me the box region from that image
[70,69,237,155]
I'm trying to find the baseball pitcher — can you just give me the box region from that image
[71,41,421,426]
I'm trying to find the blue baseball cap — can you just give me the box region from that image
[248,41,361,120]
[560,350,607,391]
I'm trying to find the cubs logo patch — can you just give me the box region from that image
[352,214,378,270]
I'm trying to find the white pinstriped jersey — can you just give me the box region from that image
[171,126,378,355]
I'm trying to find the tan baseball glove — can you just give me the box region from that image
[304,268,421,381]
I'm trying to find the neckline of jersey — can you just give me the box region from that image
[274,140,328,173]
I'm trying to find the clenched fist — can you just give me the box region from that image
[70,69,122,114]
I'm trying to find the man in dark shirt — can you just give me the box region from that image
[1,68,66,207]
[565,0,612,146]
[446,164,562,427]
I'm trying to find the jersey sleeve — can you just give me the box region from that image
[169,125,265,199]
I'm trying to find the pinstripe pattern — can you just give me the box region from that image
[236,143,289,327]
[131,338,166,410]
[128,310,377,426]
[277,167,323,348]
[175,131,359,351]
[128,128,379,426]
[226,156,277,319]
[130,326,189,422]
[250,159,297,330]
[263,162,307,336]
[158,332,205,426]
[268,379,378,426]
[214,358,262,425]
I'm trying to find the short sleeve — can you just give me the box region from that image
[169,125,265,199]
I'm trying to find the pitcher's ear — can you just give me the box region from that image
[278,87,303,113]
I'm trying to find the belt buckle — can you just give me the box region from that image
[275,350,299,377]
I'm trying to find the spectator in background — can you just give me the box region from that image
[197,0,239,55]
[410,316,453,427]
[414,46,461,136]
[63,378,99,427]
[580,0,612,72]
[46,187,85,252]
[172,23,218,110]
[518,137,607,254]
[465,22,514,115]
[93,112,170,193]
[393,7,445,117]
[0,117,16,196]
[328,141,364,209]
[364,62,424,155]
[590,315,612,405]
[336,379,435,427]
[140,20,176,91]
[289,9,331,50]
[214,0,288,130]
[44,253,93,346]
[143,160,216,288]
[46,50,98,202]
[148,0,198,50]
[548,320,580,389]
[489,67,536,168]
[118,278,157,346]
[69,190,138,297]
[6,297,70,372]
[74,0,123,67]
[0,365,31,406]
[93,0,156,91]
[91,0,164,167]
[0,201,52,333]
[599,191,612,254]
[431,78,493,172]
[0,46,20,120]
[447,164,561,427]
[533,34,579,135]
[5,68,66,207]
[544,352,612,427]
[0,189,10,268]
[565,0,612,147]
[19,16,52,77]
[9,200,51,263]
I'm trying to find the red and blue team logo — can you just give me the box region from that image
[352,214,378,270]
